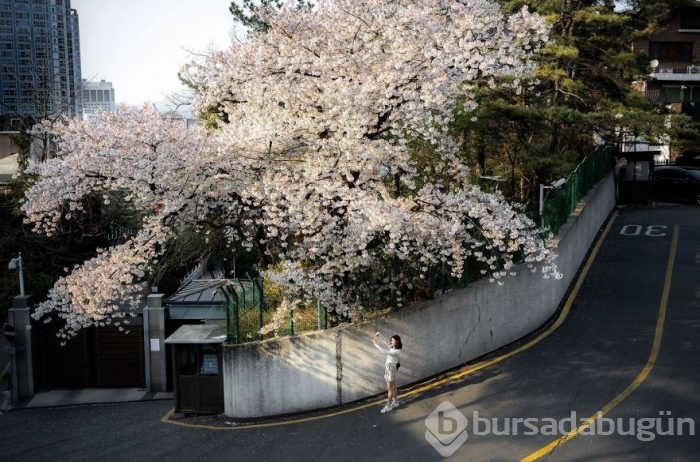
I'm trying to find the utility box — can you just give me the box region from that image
[165,323,226,414]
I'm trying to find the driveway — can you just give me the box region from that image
[1,205,699,461]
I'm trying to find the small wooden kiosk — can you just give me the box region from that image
[165,323,226,414]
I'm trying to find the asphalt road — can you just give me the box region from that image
[1,204,699,462]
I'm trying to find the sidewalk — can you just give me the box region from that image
[14,388,173,410]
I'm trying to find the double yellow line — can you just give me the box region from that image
[521,224,679,461]
[162,210,621,431]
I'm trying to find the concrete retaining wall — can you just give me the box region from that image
[223,172,616,418]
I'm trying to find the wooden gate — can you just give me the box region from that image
[37,321,145,389]
[94,327,145,387]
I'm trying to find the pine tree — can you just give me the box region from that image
[455,0,694,205]
[229,0,313,33]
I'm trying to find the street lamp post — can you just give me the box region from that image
[8,253,25,297]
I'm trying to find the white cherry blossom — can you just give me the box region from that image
[23,0,557,338]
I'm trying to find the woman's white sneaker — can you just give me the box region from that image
[380,404,392,413]
[390,399,400,409]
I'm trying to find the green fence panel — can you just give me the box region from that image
[221,278,332,343]
[541,147,614,235]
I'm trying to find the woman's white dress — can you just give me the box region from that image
[374,334,401,383]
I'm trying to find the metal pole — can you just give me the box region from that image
[253,276,264,340]
[18,253,25,297]
[237,279,245,310]
[223,289,231,343]
[233,295,239,343]
[539,184,544,218]
[222,286,239,344]
[317,298,321,330]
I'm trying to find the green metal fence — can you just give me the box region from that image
[219,275,328,344]
[540,147,615,235]
[219,275,263,343]
[218,147,613,343]
[278,300,328,338]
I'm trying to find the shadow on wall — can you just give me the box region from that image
[223,173,617,419]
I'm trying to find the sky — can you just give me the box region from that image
[70,0,236,107]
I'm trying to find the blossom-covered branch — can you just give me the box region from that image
[23,0,557,336]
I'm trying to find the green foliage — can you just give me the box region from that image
[229,0,313,33]
[445,0,688,210]
[541,43,579,60]
[0,183,124,320]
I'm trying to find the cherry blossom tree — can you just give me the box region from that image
[23,0,558,339]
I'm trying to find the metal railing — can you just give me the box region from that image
[540,147,615,235]
[645,90,661,104]
[652,62,700,74]
[219,275,328,344]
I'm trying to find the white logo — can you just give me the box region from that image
[423,404,695,457]
[424,401,468,457]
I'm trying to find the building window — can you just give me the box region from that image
[680,8,700,29]
[660,86,699,102]
[662,86,682,102]
[649,42,693,62]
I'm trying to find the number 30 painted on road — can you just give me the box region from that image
[619,225,668,237]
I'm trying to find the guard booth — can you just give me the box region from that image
[165,323,226,414]
[616,150,659,204]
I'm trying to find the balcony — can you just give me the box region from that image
[643,87,700,117]
[651,62,700,81]
[645,90,661,103]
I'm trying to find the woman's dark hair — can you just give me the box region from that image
[391,335,402,349]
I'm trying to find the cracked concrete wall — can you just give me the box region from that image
[223,172,616,418]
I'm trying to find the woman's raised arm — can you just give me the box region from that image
[373,332,390,352]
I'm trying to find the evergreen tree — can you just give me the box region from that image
[229,0,313,32]
[455,0,694,205]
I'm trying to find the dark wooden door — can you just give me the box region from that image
[95,327,145,388]
[173,344,223,414]
[38,321,145,389]
[37,324,91,388]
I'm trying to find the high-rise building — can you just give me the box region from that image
[0,0,83,129]
[82,78,115,120]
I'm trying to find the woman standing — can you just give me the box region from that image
[374,332,402,413]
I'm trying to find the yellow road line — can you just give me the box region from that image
[521,224,679,462]
[162,211,620,431]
